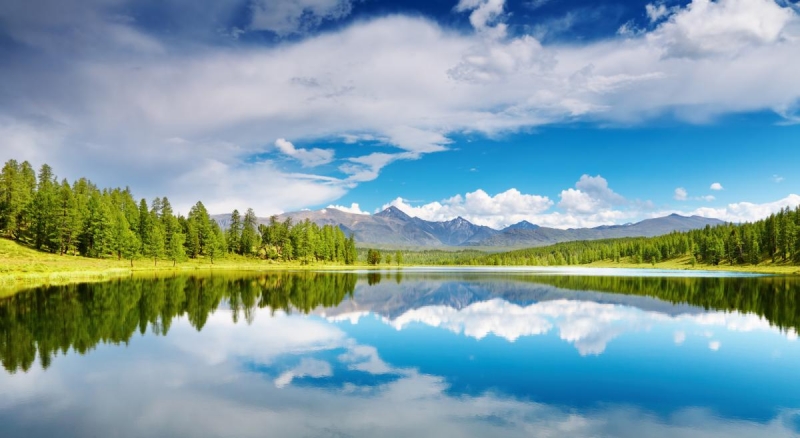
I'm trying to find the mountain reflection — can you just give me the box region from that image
[2,272,800,437]
[1,272,800,373]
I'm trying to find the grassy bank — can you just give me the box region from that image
[4,239,800,297]
[582,256,800,275]
[0,238,360,297]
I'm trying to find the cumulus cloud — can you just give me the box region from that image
[645,3,673,23]
[455,0,508,38]
[326,203,368,214]
[249,0,355,36]
[674,187,688,201]
[710,182,724,190]
[383,188,554,229]
[2,0,800,216]
[381,175,645,229]
[275,138,335,167]
[559,175,626,214]
[385,296,792,356]
[648,0,797,58]
[688,194,800,222]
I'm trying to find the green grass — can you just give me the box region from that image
[0,238,365,297]
[583,255,800,275]
[3,239,800,298]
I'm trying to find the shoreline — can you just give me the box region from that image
[3,258,799,298]
[4,239,800,297]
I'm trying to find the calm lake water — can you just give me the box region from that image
[1,270,799,437]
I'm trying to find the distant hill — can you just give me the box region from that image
[476,214,726,248]
[212,208,725,249]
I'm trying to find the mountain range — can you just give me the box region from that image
[213,206,725,249]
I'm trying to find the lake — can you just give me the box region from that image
[1,269,799,437]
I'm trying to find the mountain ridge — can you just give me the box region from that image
[212,207,726,249]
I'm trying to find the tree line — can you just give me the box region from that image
[433,207,800,267]
[0,159,356,265]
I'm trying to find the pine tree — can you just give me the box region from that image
[207,223,226,264]
[227,209,242,254]
[120,228,140,267]
[144,218,165,266]
[168,232,187,267]
[240,208,258,256]
[56,179,80,255]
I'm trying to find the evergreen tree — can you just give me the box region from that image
[120,228,140,267]
[188,201,212,255]
[144,218,165,266]
[56,179,81,255]
[168,232,187,267]
[240,208,258,257]
[227,209,242,254]
[207,222,226,264]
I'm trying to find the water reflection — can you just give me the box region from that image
[1,272,799,437]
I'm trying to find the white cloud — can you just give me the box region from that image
[648,0,797,58]
[383,188,554,229]
[455,0,508,38]
[249,0,355,36]
[274,138,334,167]
[710,182,724,190]
[689,194,800,222]
[674,187,716,202]
[326,203,368,215]
[559,175,627,214]
[384,296,791,356]
[645,3,672,23]
[274,358,333,388]
[773,174,785,183]
[2,0,800,216]
[381,175,647,229]
[709,340,721,351]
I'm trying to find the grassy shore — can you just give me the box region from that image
[583,256,800,275]
[3,238,800,297]
[0,238,360,297]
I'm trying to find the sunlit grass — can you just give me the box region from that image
[583,255,800,275]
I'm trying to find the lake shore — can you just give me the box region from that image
[3,239,800,297]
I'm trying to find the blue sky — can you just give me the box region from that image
[0,0,799,228]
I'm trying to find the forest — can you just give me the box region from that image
[463,209,800,267]
[0,160,357,266]
[2,159,800,270]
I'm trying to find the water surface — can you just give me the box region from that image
[1,271,799,437]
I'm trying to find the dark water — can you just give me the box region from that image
[1,270,800,437]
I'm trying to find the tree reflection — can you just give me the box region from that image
[0,272,356,373]
[1,272,799,374]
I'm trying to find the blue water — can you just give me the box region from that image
[0,272,798,438]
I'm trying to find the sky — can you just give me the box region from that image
[1,0,799,229]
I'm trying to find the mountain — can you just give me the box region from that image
[477,213,725,248]
[213,207,725,248]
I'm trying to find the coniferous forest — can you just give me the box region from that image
[468,208,800,267]
[0,160,357,265]
[2,159,800,269]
